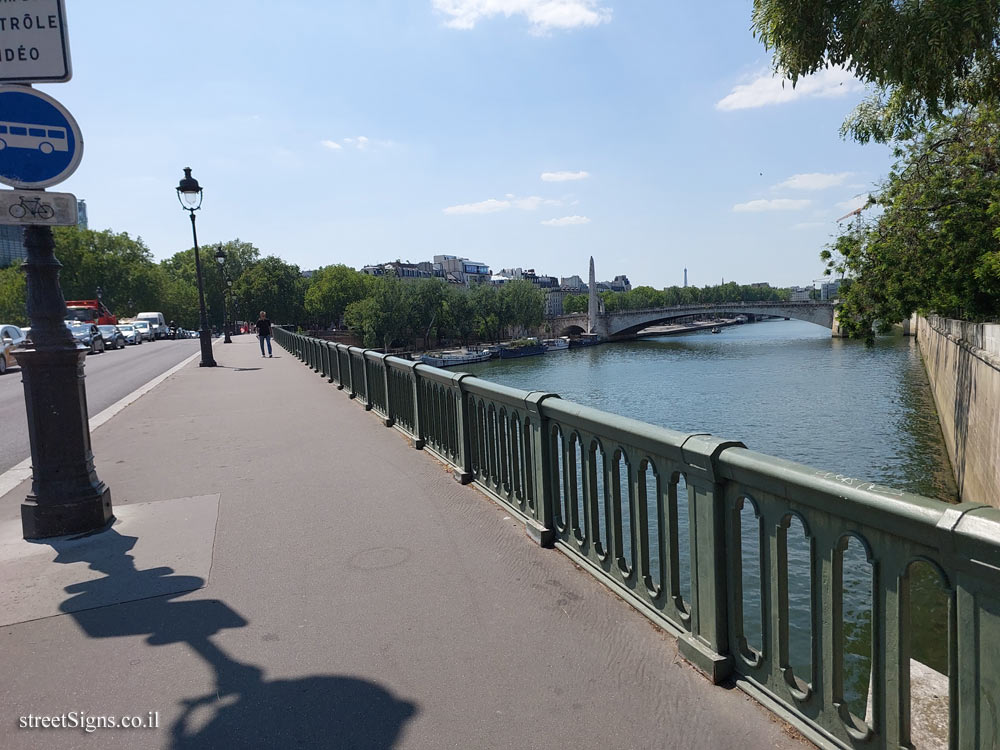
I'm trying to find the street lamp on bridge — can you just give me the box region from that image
[215,245,233,344]
[176,167,216,367]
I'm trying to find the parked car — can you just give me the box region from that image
[0,323,26,374]
[117,323,142,345]
[98,325,127,350]
[66,322,105,354]
[133,320,154,342]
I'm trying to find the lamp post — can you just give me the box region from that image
[176,167,216,367]
[215,246,233,344]
[17,225,113,538]
[226,278,234,341]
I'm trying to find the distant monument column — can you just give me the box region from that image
[588,256,597,334]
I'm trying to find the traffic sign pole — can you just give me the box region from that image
[1,7,116,539]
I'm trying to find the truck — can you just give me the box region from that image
[65,299,117,326]
[135,312,168,339]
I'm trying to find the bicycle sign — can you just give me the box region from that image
[0,188,77,225]
[0,85,81,188]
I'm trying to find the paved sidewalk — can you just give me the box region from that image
[0,334,810,749]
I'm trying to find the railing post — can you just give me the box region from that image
[951,509,1000,747]
[361,350,373,411]
[450,373,474,484]
[675,433,744,684]
[381,357,394,427]
[345,346,356,398]
[411,364,426,450]
[324,342,334,383]
[335,344,345,389]
[521,391,560,547]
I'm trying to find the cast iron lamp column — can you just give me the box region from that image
[18,224,113,539]
[224,277,234,343]
[215,246,232,344]
[176,168,216,367]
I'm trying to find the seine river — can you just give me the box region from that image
[463,318,955,716]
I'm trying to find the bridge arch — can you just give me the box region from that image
[557,324,587,337]
[606,304,835,338]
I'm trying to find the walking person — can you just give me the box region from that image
[256,311,273,357]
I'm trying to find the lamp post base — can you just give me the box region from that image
[17,345,114,539]
[198,329,216,367]
[21,487,113,540]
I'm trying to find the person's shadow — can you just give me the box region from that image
[51,528,417,748]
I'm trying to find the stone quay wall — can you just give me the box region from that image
[917,315,1000,507]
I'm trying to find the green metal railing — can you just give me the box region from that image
[274,327,1000,749]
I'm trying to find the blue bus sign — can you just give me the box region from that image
[0,85,81,188]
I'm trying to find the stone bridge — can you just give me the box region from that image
[551,301,840,338]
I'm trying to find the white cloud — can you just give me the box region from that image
[775,172,851,191]
[507,194,562,209]
[541,170,589,182]
[733,198,811,212]
[444,194,560,214]
[343,136,371,150]
[433,0,611,33]
[443,198,511,215]
[541,215,590,226]
[320,140,342,150]
[716,66,862,111]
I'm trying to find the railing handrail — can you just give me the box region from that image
[271,326,1000,750]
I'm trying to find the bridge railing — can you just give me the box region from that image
[272,327,1000,750]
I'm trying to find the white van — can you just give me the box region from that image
[136,312,167,339]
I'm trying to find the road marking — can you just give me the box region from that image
[0,345,207,498]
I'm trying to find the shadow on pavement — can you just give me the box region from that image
[49,528,418,749]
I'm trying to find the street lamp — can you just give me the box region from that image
[17,225,112,538]
[215,246,233,344]
[176,167,217,367]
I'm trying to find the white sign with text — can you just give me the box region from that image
[0,0,71,83]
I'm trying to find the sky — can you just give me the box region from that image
[39,0,894,288]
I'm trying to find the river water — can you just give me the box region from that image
[463,319,956,716]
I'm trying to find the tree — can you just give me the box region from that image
[441,285,477,345]
[562,293,588,314]
[751,0,1000,142]
[820,104,1000,339]
[233,255,307,326]
[500,280,544,336]
[409,278,447,350]
[162,239,261,328]
[344,276,412,350]
[304,264,370,328]
[0,265,26,325]
[50,226,166,315]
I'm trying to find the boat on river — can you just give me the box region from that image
[711,327,721,334]
[568,334,601,348]
[498,339,545,359]
[541,337,570,351]
[421,349,493,368]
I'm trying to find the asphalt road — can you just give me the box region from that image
[0,337,202,474]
